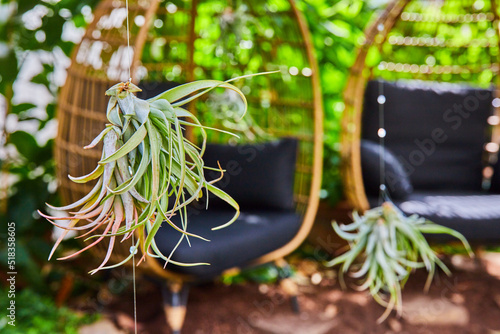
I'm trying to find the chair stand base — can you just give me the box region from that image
[279,277,301,314]
[275,259,301,314]
[290,295,300,314]
[161,282,189,334]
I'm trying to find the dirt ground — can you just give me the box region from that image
[93,253,500,334]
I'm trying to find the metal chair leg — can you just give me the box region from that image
[162,282,189,334]
[473,245,483,270]
[275,259,300,314]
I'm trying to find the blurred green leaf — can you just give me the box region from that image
[9,131,39,161]
[12,103,36,114]
[0,50,17,90]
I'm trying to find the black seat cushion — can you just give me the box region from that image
[154,209,302,279]
[137,81,182,100]
[391,191,500,243]
[202,138,298,211]
[363,80,493,191]
[361,140,413,199]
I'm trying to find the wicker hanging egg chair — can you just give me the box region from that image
[55,0,322,330]
[56,0,322,217]
[341,0,500,211]
[340,0,500,245]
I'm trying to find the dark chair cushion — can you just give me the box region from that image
[137,81,181,100]
[362,80,493,191]
[154,208,302,279]
[391,191,500,243]
[202,138,298,211]
[361,140,413,199]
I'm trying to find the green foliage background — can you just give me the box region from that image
[0,0,100,292]
[298,0,380,204]
[0,287,98,333]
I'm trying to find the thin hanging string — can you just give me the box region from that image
[124,0,137,333]
[378,80,389,205]
[131,236,137,334]
[126,0,132,82]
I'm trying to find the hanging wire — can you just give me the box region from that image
[131,236,137,334]
[378,80,390,205]
[124,0,137,332]
[126,0,132,82]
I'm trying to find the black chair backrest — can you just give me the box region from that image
[137,81,182,100]
[362,80,494,191]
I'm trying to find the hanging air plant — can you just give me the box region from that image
[213,4,262,62]
[326,201,473,323]
[39,75,264,274]
[206,89,271,141]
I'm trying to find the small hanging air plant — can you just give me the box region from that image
[40,74,268,274]
[326,201,473,323]
[206,89,271,141]
[214,4,261,61]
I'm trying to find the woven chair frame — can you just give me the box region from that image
[55,0,323,280]
[341,0,500,212]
